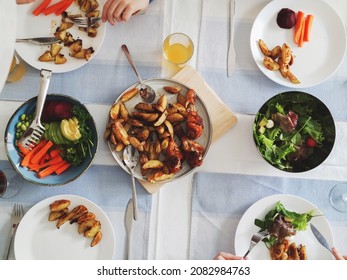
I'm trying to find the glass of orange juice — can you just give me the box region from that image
[6,54,26,83]
[162,33,194,66]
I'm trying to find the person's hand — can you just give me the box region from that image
[102,0,149,25]
[332,247,347,260]
[16,0,35,4]
[214,252,247,260]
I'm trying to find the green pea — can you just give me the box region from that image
[21,124,27,131]
[16,122,22,128]
[20,114,26,121]
[16,132,20,138]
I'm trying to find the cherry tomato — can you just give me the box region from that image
[306,137,317,148]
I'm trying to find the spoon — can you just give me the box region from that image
[123,145,139,221]
[121,44,156,103]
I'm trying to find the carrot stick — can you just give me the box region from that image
[42,0,68,16]
[30,140,54,164]
[30,154,63,170]
[298,18,305,47]
[49,149,61,158]
[55,0,73,15]
[303,14,314,42]
[32,0,52,16]
[294,11,305,44]
[20,140,48,167]
[55,161,71,175]
[38,161,66,178]
[18,143,30,156]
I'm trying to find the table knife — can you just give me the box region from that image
[16,37,60,45]
[227,0,236,77]
[310,223,332,253]
[124,198,133,260]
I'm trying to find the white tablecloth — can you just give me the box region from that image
[0,0,347,260]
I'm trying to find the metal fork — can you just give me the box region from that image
[70,17,101,28]
[18,69,52,150]
[5,204,24,259]
[243,229,269,258]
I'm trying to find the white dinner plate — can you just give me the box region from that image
[250,0,346,88]
[0,2,16,93]
[15,1,106,73]
[14,194,115,260]
[235,194,335,260]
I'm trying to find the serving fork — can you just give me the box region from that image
[243,229,269,258]
[18,69,52,150]
[70,17,101,28]
[5,204,24,259]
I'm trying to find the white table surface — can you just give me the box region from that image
[1,0,347,260]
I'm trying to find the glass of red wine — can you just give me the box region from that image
[0,168,22,199]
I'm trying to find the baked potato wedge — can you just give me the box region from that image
[49,199,71,212]
[142,159,164,170]
[48,208,68,221]
[78,218,96,234]
[121,87,139,102]
[163,85,181,94]
[84,220,101,238]
[91,230,102,247]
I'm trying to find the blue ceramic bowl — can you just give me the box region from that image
[4,94,98,186]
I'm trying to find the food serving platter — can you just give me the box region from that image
[106,78,212,183]
[250,0,346,88]
[15,1,106,73]
[235,194,334,260]
[14,194,115,260]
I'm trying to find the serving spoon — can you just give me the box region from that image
[121,44,156,103]
[123,145,139,221]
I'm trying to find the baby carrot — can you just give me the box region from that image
[32,0,52,16]
[294,11,305,44]
[303,14,314,42]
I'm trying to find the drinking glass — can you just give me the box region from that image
[6,54,26,83]
[0,168,22,199]
[162,33,194,66]
[329,183,347,212]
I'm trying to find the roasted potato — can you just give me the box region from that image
[78,218,96,234]
[153,110,168,127]
[142,159,164,170]
[121,87,139,102]
[113,120,130,145]
[84,220,101,238]
[163,85,181,94]
[77,212,96,224]
[50,43,62,57]
[109,102,120,120]
[54,54,67,65]
[263,57,279,71]
[48,208,69,221]
[147,171,174,183]
[49,199,71,212]
[38,51,53,62]
[258,39,271,56]
[135,102,155,112]
[155,94,168,113]
[132,112,159,122]
[91,231,102,247]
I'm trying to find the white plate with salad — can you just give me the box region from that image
[15,0,105,73]
[250,0,346,88]
[253,91,335,172]
[235,194,335,260]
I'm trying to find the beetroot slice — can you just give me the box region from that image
[52,102,74,120]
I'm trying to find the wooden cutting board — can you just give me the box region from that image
[140,66,238,193]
